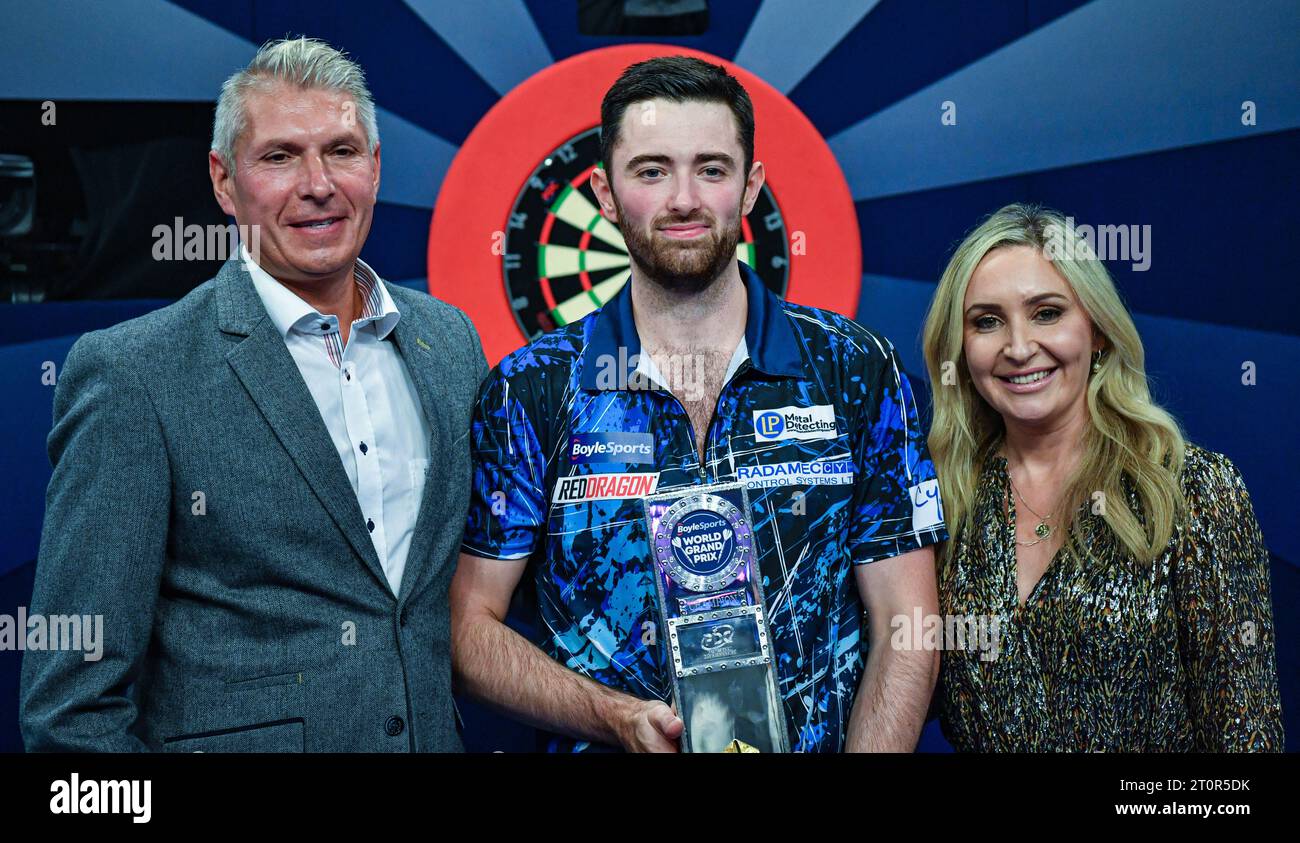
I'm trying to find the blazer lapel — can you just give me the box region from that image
[215,257,391,595]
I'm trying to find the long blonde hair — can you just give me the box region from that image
[922,203,1185,564]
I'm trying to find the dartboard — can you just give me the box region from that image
[503,126,790,341]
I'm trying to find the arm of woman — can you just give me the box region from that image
[1174,450,1285,751]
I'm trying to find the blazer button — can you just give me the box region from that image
[385,715,405,737]
[367,519,375,532]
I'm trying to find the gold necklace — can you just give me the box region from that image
[1007,474,1056,546]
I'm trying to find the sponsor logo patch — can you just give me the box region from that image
[568,431,654,464]
[552,472,660,504]
[909,478,944,531]
[752,405,838,442]
[736,458,855,489]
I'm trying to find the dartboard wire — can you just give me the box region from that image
[739,214,757,267]
[577,212,624,294]
[538,161,630,319]
[536,210,560,312]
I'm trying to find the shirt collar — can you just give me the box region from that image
[242,244,401,341]
[633,335,750,390]
[580,261,804,391]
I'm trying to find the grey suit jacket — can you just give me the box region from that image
[20,256,487,752]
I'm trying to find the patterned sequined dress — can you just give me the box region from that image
[938,443,1284,751]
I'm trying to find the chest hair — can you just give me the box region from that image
[648,347,733,465]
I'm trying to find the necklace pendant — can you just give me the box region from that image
[1034,521,1052,540]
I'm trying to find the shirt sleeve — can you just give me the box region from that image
[460,368,548,561]
[1174,452,1285,751]
[846,341,948,565]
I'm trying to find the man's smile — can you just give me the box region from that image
[658,222,710,239]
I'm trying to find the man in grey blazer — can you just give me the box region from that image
[20,37,485,751]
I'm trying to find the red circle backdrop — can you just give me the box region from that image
[427,44,861,365]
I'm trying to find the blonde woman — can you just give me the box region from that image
[922,203,1283,751]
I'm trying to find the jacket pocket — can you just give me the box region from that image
[224,670,305,692]
[163,671,308,752]
[162,718,305,753]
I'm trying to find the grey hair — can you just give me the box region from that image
[211,36,380,168]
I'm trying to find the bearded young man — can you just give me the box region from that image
[450,56,946,752]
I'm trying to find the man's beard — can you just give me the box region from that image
[613,191,742,295]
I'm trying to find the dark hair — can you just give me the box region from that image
[599,56,755,176]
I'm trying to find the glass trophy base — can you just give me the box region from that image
[678,663,787,753]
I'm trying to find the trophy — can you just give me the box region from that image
[643,482,790,753]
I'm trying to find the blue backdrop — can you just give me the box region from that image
[1,0,1295,752]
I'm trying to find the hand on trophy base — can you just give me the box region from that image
[613,697,683,753]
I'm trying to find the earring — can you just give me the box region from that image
[1092,349,1103,372]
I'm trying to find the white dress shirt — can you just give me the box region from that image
[244,246,430,596]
